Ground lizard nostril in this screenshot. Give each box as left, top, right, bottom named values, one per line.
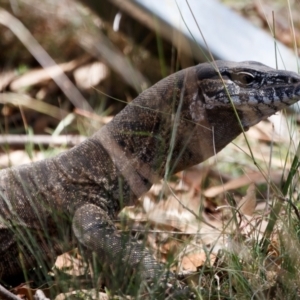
left=290, top=77, right=300, bottom=84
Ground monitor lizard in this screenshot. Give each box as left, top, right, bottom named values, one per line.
left=0, top=60, right=299, bottom=294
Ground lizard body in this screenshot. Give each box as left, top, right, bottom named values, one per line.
left=0, top=60, right=300, bottom=288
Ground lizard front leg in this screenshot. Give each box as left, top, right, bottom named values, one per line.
left=72, top=203, right=168, bottom=294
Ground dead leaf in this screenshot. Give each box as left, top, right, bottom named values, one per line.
left=54, top=250, right=87, bottom=276
left=13, top=284, right=51, bottom=300
left=237, top=184, right=256, bottom=216
left=181, top=252, right=216, bottom=272
left=246, top=119, right=287, bottom=142
left=73, top=62, right=108, bottom=89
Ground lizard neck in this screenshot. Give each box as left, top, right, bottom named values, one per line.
left=92, top=67, right=242, bottom=197
left=88, top=65, right=249, bottom=200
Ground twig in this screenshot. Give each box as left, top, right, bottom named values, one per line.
left=0, top=93, right=69, bottom=119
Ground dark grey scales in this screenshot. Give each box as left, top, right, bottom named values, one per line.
left=0, top=61, right=300, bottom=294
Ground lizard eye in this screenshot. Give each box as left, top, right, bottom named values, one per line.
left=233, top=72, right=255, bottom=86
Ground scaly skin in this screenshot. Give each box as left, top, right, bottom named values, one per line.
left=0, top=61, right=300, bottom=291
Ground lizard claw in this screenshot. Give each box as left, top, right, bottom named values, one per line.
left=145, top=270, right=197, bottom=299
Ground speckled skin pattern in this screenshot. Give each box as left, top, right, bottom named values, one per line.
left=0, top=61, right=300, bottom=285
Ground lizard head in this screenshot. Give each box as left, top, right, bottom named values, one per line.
left=194, top=60, right=300, bottom=129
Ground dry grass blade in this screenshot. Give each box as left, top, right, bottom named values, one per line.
left=9, top=55, right=91, bottom=91
left=203, top=170, right=282, bottom=198
left=73, top=23, right=150, bottom=92
left=74, top=108, right=113, bottom=124
left=0, top=93, right=69, bottom=119
left=0, top=70, right=16, bottom=91
left=0, top=8, right=93, bottom=112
